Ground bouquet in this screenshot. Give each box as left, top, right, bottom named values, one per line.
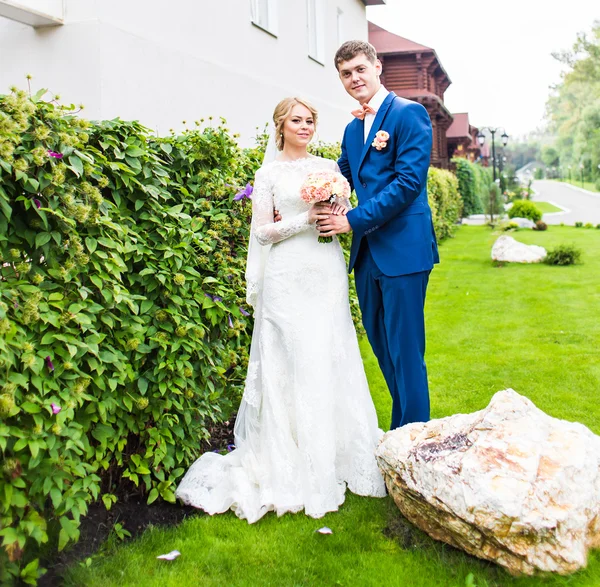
left=300, top=170, right=351, bottom=243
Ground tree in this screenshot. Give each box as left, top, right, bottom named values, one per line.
left=546, top=21, right=600, bottom=182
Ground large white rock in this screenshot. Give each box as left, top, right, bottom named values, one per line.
left=509, top=217, right=537, bottom=229
left=492, top=235, right=546, bottom=263
left=376, top=389, right=600, bottom=576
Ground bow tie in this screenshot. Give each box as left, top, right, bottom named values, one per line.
left=351, top=103, right=377, bottom=120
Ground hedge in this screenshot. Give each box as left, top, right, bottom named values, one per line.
left=427, top=167, right=462, bottom=241
left=0, top=87, right=258, bottom=584
left=452, top=157, right=484, bottom=216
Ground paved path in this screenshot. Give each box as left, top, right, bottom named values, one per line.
left=462, top=180, right=600, bottom=226
left=531, top=180, right=600, bottom=225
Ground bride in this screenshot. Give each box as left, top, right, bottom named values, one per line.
left=175, top=97, right=386, bottom=523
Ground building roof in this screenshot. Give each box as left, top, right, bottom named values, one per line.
left=368, top=22, right=432, bottom=54
left=447, top=113, right=471, bottom=139
left=368, top=22, right=451, bottom=85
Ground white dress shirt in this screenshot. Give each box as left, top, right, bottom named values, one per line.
left=363, top=85, right=390, bottom=143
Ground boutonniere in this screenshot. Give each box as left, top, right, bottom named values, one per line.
left=372, top=130, right=389, bottom=151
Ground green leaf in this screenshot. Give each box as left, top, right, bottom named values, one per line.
left=160, top=489, right=176, bottom=503
left=98, top=237, right=117, bottom=249
left=32, top=87, right=48, bottom=102
left=125, top=145, right=145, bottom=157
left=140, top=299, right=153, bottom=314
left=4, top=483, right=13, bottom=509
left=21, top=402, right=41, bottom=414
left=138, top=377, right=148, bottom=394
left=102, top=494, right=115, bottom=510
left=35, top=232, right=52, bottom=248
left=90, top=274, right=103, bottom=289
left=29, top=439, right=39, bottom=459
left=68, top=154, right=84, bottom=177
left=92, top=423, right=115, bottom=444
left=147, top=488, right=159, bottom=504
left=50, top=487, right=62, bottom=509
left=58, top=528, right=69, bottom=551
left=25, top=177, right=40, bottom=193
left=13, top=438, right=28, bottom=451
left=0, top=195, right=12, bottom=221
left=86, top=237, right=98, bottom=253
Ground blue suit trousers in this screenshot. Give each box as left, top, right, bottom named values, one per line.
left=354, top=242, right=431, bottom=429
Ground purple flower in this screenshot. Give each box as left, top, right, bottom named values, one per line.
left=50, top=402, right=61, bottom=415
left=213, top=296, right=222, bottom=302
left=205, top=293, right=212, bottom=298
left=47, top=150, right=64, bottom=159
left=45, top=356, right=54, bottom=372
left=234, top=183, right=253, bottom=201
left=14, top=302, right=19, bottom=309
left=32, top=198, right=41, bottom=209
left=239, top=307, right=250, bottom=317
left=226, top=444, right=235, bottom=452
left=228, top=316, right=234, bottom=328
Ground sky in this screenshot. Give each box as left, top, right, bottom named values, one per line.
left=367, top=0, right=599, bottom=140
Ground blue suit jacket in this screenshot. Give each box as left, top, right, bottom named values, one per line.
left=340, top=92, right=439, bottom=276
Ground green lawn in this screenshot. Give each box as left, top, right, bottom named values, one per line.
left=63, top=226, right=600, bottom=587
left=534, top=201, right=563, bottom=214
left=556, top=178, right=600, bottom=193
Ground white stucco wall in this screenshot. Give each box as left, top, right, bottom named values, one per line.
left=0, top=0, right=369, bottom=145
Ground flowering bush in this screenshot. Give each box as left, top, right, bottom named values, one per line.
left=0, top=87, right=256, bottom=583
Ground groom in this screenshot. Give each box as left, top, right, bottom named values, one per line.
left=318, top=40, right=439, bottom=430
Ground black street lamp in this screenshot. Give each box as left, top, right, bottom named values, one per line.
left=477, top=127, right=509, bottom=183
left=477, top=127, right=509, bottom=223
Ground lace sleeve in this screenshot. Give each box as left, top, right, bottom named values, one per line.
left=252, top=167, right=311, bottom=246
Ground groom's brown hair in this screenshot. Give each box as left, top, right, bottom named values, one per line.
left=334, top=41, right=378, bottom=70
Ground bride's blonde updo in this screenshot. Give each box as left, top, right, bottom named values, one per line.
left=273, top=97, right=318, bottom=151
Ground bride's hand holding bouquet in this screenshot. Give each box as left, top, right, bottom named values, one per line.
left=301, top=170, right=351, bottom=243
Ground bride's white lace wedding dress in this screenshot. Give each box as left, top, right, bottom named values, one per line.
left=176, top=155, right=386, bottom=523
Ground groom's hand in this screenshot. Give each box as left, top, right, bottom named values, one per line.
left=317, top=214, right=351, bottom=236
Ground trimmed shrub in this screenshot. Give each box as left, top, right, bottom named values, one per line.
left=535, top=220, right=548, bottom=231
left=452, top=158, right=483, bottom=216
left=427, top=167, right=462, bottom=241
left=507, top=200, right=543, bottom=223
left=544, top=244, right=582, bottom=266
left=575, top=221, right=584, bottom=228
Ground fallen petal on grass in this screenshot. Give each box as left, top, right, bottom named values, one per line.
left=316, top=527, right=332, bottom=535
left=156, top=550, right=181, bottom=560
